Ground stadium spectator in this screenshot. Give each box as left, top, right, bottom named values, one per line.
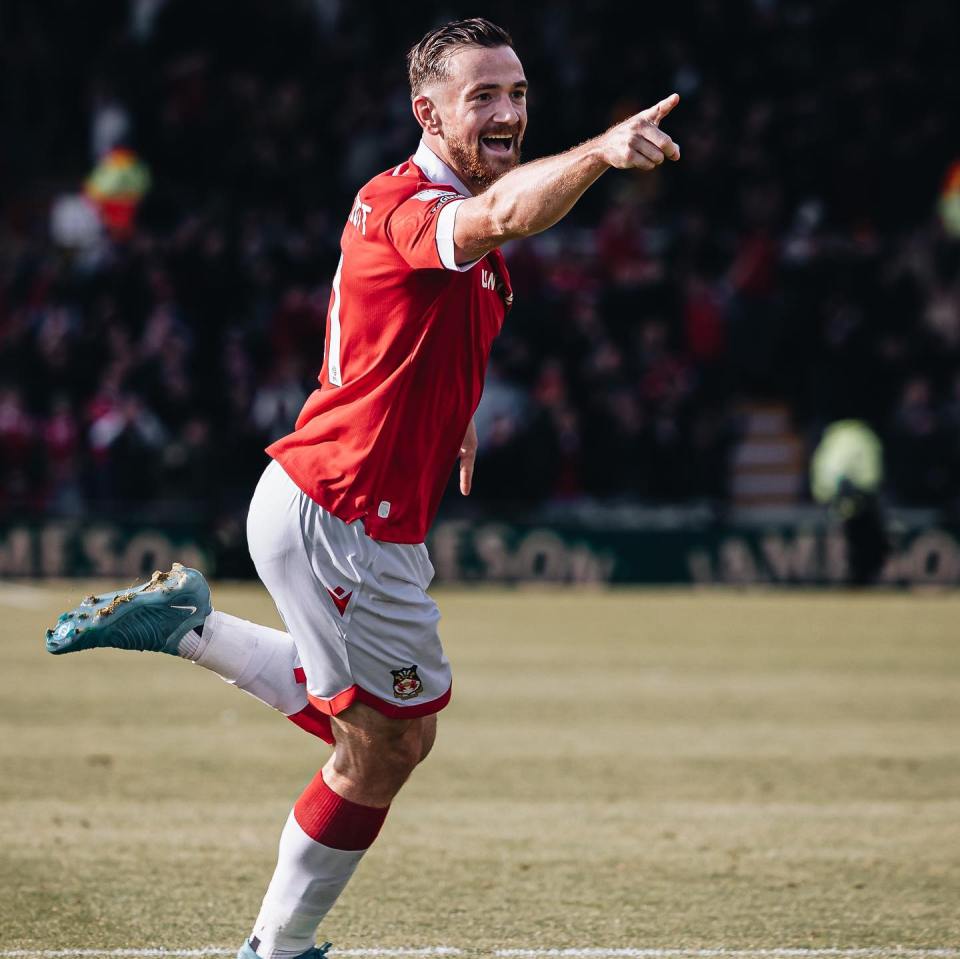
left=1, top=0, right=958, bottom=523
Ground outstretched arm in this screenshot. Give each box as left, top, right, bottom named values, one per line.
left=453, top=93, right=680, bottom=264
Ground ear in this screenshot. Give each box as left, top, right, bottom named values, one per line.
left=412, top=94, right=442, bottom=136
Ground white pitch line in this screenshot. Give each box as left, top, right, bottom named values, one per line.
left=1, top=950, right=959, bottom=959
left=0, top=953, right=463, bottom=959
left=494, top=952, right=960, bottom=959
left=0, top=954, right=456, bottom=959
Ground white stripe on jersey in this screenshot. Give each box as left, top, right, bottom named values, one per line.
left=328, top=254, right=344, bottom=386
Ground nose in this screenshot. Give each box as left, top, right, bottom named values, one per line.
left=492, top=95, right=520, bottom=126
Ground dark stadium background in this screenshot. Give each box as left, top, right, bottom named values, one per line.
left=2, top=0, right=959, bottom=584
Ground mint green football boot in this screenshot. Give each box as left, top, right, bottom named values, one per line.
left=45, top=562, right=211, bottom=656
left=237, top=940, right=332, bottom=959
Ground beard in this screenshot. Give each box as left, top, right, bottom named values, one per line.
left=446, top=130, right=522, bottom=192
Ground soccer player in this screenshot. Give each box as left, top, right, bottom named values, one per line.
left=46, top=17, right=680, bottom=958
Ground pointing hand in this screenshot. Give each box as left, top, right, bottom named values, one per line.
left=600, top=93, right=681, bottom=171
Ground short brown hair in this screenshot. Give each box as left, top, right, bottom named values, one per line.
left=407, top=17, right=513, bottom=97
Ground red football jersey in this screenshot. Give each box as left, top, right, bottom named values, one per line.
left=267, top=141, right=513, bottom=544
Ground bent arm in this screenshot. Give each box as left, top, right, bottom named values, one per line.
left=453, top=93, right=681, bottom=264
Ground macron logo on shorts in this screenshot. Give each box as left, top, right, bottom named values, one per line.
left=326, top=585, right=352, bottom=616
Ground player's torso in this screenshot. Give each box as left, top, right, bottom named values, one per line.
left=272, top=163, right=512, bottom=543
left=332, top=187, right=508, bottom=396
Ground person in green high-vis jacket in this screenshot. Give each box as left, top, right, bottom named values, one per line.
left=811, top=420, right=890, bottom=585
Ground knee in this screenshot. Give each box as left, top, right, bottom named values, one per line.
left=325, top=705, right=439, bottom=805
left=417, top=715, right=437, bottom=764
left=377, top=725, right=425, bottom=781
left=329, top=720, right=423, bottom=793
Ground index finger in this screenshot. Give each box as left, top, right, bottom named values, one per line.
left=459, top=457, right=474, bottom=496
left=640, top=93, right=680, bottom=127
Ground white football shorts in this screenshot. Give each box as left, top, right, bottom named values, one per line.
left=246, top=459, right=451, bottom=719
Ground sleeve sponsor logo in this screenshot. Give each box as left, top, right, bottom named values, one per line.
left=412, top=189, right=461, bottom=202
left=413, top=189, right=462, bottom=214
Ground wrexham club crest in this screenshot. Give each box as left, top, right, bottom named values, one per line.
left=391, top=665, right=423, bottom=700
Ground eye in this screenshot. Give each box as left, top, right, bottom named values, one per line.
left=474, top=93, right=491, bottom=102
left=512, top=90, right=526, bottom=100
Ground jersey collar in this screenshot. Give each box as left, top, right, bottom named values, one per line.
left=413, top=140, right=472, bottom=198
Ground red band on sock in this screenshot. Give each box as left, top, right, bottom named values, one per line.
left=293, top=771, right=389, bottom=851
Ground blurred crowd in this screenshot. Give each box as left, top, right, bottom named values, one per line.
left=1, top=0, right=959, bottom=521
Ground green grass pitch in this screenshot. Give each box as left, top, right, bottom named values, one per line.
left=1, top=583, right=958, bottom=954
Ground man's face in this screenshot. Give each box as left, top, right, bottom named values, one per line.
left=425, top=45, right=527, bottom=191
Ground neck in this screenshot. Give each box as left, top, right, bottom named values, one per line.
left=419, top=133, right=479, bottom=196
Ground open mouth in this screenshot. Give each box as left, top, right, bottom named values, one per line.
left=480, top=134, right=514, bottom=154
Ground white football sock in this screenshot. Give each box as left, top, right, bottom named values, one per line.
left=177, top=611, right=308, bottom=717
left=250, top=812, right=366, bottom=959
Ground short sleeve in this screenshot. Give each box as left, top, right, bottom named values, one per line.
left=385, top=187, right=480, bottom=272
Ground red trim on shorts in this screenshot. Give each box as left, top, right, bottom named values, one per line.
left=306, top=682, right=452, bottom=720
left=293, top=666, right=307, bottom=684
left=286, top=704, right=335, bottom=745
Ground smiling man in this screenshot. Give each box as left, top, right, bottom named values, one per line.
left=46, top=17, right=680, bottom=958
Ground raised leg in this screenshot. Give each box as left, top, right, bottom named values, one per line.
left=183, top=611, right=333, bottom=743
left=45, top=567, right=333, bottom=744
